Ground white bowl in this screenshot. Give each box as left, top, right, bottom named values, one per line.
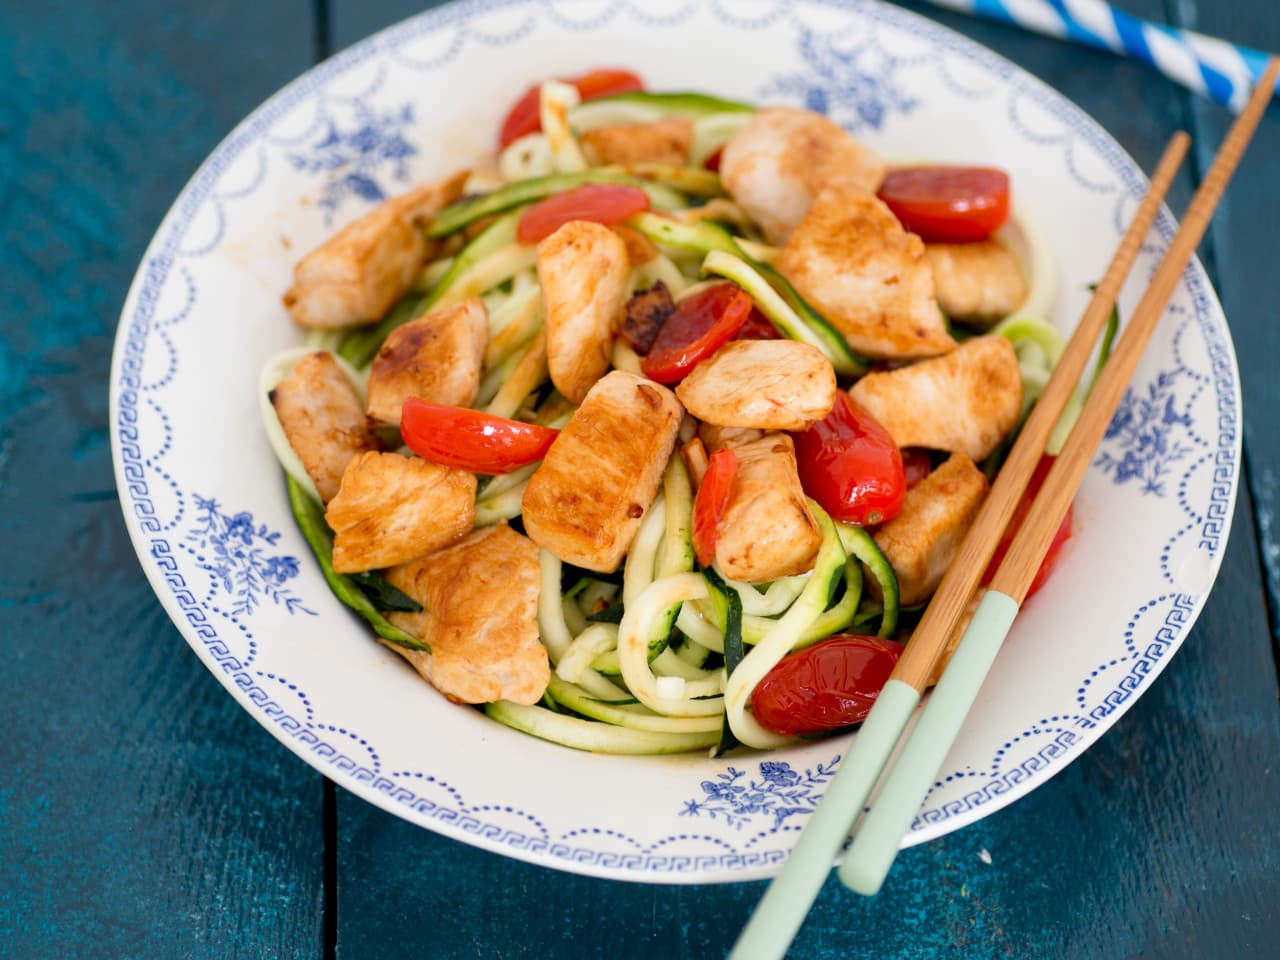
left=109, top=0, right=1239, bottom=882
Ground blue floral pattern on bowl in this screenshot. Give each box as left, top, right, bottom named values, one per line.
left=762, top=27, right=919, bottom=131
left=186, top=495, right=314, bottom=618
left=681, top=760, right=839, bottom=831
left=109, top=0, right=1240, bottom=880
left=1097, top=370, right=1196, bottom=496
left=288, top=102, right=419, bottom=220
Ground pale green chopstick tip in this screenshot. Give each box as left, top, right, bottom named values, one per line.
left=837, top=590, right=1021, bottom=896
left=728, top=680, right=921, bottom=960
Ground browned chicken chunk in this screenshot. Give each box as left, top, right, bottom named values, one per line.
left=926, top=240, right=1027, bottom=327
left=522, top=371, right=682, bottom=573
left=715, top=434, right=822, bottom=582
left=270, top=351, right=378, bottom=503
left=580, top=117, right=694, bottom=166
left=849, top=335, right=1022, bottom=462
left=676, top=340, right=836, bottom=431
left=719, top=107, right=887, bottom=244
left=365, top=298, right=488, bottom=425
left=873, top=453, right=989, bottom=606
left=283, top=170, right=468, bottom=328
left=325, top=452, right=476, bottom=573
left=775, top=182, right=954, bottom=360
left=537, top=220, right=630, bottom=404
left=698, top=423, right=764, bottom=453
left=611, top=223, right=660, bottom=268
left=384, top=523, right=548, bottom=705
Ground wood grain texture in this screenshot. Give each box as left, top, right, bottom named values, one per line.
left=0, top=2, right=324, bottom=957
left=324, top=2, right=1280, bottom=958
left=1174, top=0, right=1280, bottom=669
left=3, top=0, right=1277, bottom=958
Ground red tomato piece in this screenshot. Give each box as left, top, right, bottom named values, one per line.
left=692, top=448, right=738, bottom=569
left=902, top=447, right=932, bottom=489
left=751, top=635, right=904, bottom=735
left=498, top=68, right=645, bottom=148
left=733, top=306, right=780, bottom=341
left=792, top=393, right=906, bottom=526
left=516, top=184, right=651, bottom=244
left=639, top=283, right=752, bottom=384
left=877, top=166, right=1011, bottom=242
left=703, top=146, right=724, bottom=172
left=982, top=454, right=1072, bottom=598
left=400, top=398, right=559, bottom=475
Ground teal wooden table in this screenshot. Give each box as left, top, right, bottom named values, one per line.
left=2, top=1, right=1277, bottom=957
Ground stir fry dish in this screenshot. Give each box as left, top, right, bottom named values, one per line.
left=262, top=68, right=1082, bottom=755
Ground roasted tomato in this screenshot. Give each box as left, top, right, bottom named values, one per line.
left=640, top=282, right=752, bottom=384
left=901, top=447, right=933, bottom=488
left=878, top=166, right=1011, bottom=242
left=516, top=184, right=651, bottom=244
left=400, top=399, right=559, bottom=475
left=983, top=453, right=1072, bottom=598
left=792, top=393, right=906, bottom=526
left=692, top=447, right=738, bottom=568
left=752, top=635, right=904, bottom=735
left=498, top=68, right=645, bottom=148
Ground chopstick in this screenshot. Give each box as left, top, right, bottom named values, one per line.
left=726, top=135, right=1187, bottom=960
left=838, top=53, right=1278, bottom=897
left=731, top=53, right=1277, bottom=959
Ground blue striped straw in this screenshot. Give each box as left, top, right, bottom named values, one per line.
left=921, top=0, right=1278, bottom=110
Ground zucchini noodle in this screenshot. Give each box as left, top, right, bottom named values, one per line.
left=273, top=81, right=1068, bottom=757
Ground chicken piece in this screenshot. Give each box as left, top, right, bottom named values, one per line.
left=522, top=371, right=682, bottom=573
left=719, top=107, right=887, bottom=244
left=849, top=335, right=1023, bottom=462
left=580, top=117, right=694, bottom=166
left=383, top=522, right=548, bottom=705
left=270, top=351, right=378, bottom=503
left=676, top=340, right=836, bottom=430
left=873, top=453, right=988, bottom=606
left=926, top=240, right=1027, bottom=327
left=325, top=452, right=476, bottom=573
left=537, top=220, right=630, bottom=404
left=283, top=170, right=469, bottom=328
left=611, top=223, right=660, bottom=267
left=698, top=423, right=764, bottom=453
left=715, top=434, right=822, bottom=582
left=775, top=182, right=954, bottom=360
left=365, top=298, right=487, bottom=425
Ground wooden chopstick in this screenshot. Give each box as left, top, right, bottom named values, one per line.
left=837, top=55, right=1280, bottom=898
left=732, top=50, right=1280, bottom=957
left=893, top=130, right=1190, bottom=692
left=728, top=132, right=1195, bottom=960
left=729, top=147, right=1187, bottom=960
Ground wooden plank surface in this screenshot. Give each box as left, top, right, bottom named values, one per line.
left=1175, top=0, right=1280, bottom=667
left=1, top=0, right=1277, bottom=958
left=0, top=3, right=325, bottom=957
left=324, top=1, right=1280, bottom=958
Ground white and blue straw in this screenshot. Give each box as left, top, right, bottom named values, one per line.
left=922, top=0, right=1278, bottom=111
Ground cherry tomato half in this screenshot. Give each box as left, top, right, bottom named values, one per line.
left=640, top=283, right=752, bottom=384
left=792, top=393, right=905, bottom=526
left=400, top=398, right=559, bottom=475
left=692, top=448, right=738, bottom=569
left=982, top=454, right=1072, bottom=598
left=902, top=447, right=932, bottom=489
left=498, top=68, right=645, bottom=149
left=878, top=166, right=1011, bottom=243
left=733, top=306, right=780, bottom=341
left=752, top=635, right=904, bottom=736
left=516, top=184, right=651, bottom=244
